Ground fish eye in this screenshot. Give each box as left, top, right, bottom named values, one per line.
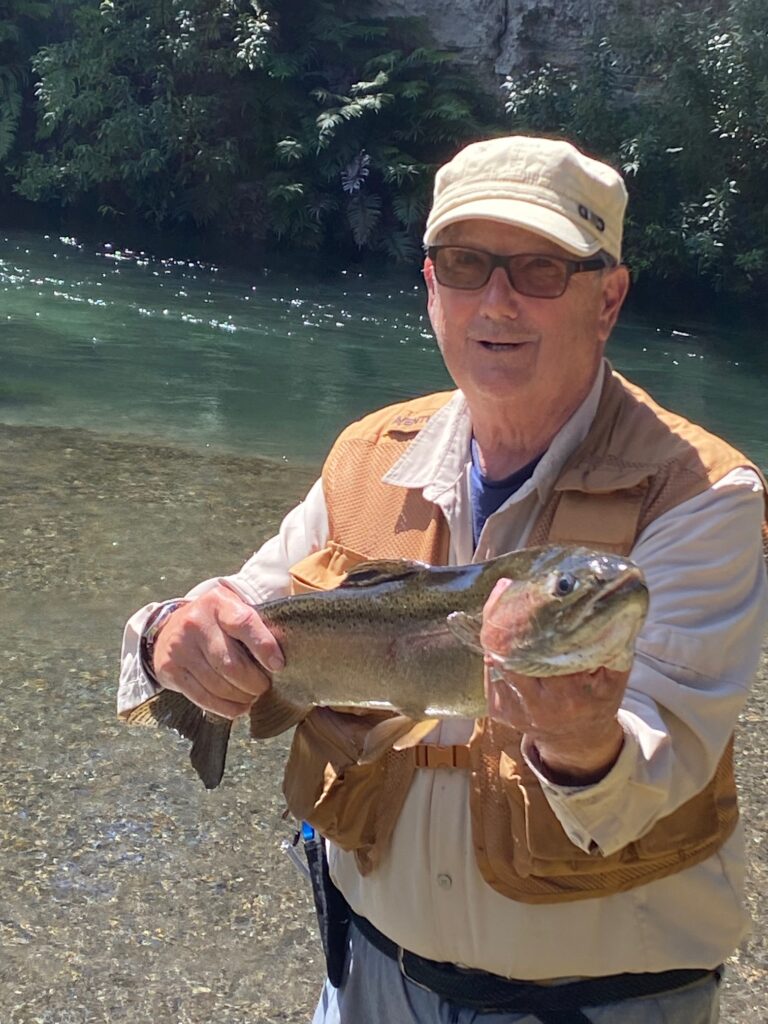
left=551, top=573, right=577, bottom=598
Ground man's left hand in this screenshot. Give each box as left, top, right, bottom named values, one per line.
left=485, top=663, right=629, bottom=785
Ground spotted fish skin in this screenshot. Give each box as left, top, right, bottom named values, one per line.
left=126, top=545, right=648, bottom=787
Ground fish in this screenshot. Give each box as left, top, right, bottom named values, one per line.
left=126, top=544, right=648, bottom=788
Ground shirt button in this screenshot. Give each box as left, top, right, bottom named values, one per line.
left=436, top=873, right=453, bottom=890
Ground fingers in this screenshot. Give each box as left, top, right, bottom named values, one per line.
left=151, top=586, right=281, bottom=718
left=164, top=664, right=253, bottom=720
left=214, top=593, right=285, bottom=673
left=485, top=662, right=630, bottom=733
left=486, top=670, right=524, bottom=726
left=485, top=663, right=629, bottom=782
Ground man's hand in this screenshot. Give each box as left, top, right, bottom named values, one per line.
left=486, top=663, right=629, bottom=785
left=151, top=584, right=284, bottom=719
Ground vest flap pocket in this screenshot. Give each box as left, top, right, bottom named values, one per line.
left=283, top=708, right=415, bottom=860
left=547, top=489, right=646, bottom=553
left=499, top=751, right=609, bottom=874
left=289, top=542, right=370, bottom=594
left=633, top=782, right=722, bottom=859
left=502, top=746, right=726, bottom=876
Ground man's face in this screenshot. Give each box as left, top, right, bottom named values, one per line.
left=424, top=219, right=629, bottom=426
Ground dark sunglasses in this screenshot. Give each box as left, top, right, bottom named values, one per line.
left=427, top=245, right=610, bottom=298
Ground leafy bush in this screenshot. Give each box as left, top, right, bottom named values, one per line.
left=502, top=0, right=768, bottom=296
left=0, top=1, right=55, bottom=172
left=14, top=0, right=497, bottom=259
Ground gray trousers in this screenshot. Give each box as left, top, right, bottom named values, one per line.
left=312, top=923, right=720, bottom=1024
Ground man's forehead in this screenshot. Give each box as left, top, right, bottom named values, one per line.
left=437, top=219, right=573, bottom=256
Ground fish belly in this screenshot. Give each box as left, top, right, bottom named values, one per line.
left=273, top=620, right=486, bottom=720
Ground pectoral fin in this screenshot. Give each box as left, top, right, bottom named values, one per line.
left=392, top=718, right=441, bottom=750
left=126, top=691, right=232, bottom=790
left=249, top=689, right=308, bottom=738
left=358, top=715, right=440, bottom=764
left=446, top=610, right=485, bottom=655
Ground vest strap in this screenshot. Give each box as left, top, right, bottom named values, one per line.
left=410, top=744, right=471, bottom=770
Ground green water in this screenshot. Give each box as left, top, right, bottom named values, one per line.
left=1, top=230, right=767, bottom=1023
left=3, top=230, right=767, bottom=467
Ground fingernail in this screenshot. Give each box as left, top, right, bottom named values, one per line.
left=267, top=654, right=284, bottom=672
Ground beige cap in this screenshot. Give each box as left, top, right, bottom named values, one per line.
left=424, top=136, right=628, bottom=262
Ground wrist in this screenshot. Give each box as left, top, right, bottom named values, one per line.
left=140, top=600, right=188, bottom=684
left=530, top=722, right=625, bottom=786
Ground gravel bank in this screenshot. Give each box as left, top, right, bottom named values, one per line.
left=1, top=424, right=764, bottom=1022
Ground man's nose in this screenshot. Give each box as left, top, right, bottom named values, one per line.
left=477, top=266, right=521, bottom=319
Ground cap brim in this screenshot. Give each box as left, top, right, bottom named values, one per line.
left=423, top=198, right=602, bottom=257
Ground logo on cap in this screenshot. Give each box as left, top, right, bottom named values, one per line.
left=577, top=204, right=605, bottom=233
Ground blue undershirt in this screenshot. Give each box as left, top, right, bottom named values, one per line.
left=470, top=438, right=543, bottom=548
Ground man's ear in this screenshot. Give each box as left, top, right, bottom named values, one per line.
left=423, top=256, right=438, bottom=321
left=597, top=265, right=630, bottom=343
left=423, top=256, right=436, bottom=296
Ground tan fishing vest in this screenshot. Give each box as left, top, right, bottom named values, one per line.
left=271, top=369, right=765, bottom=903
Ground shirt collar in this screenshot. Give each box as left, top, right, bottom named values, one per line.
left=383, top=361, right=607, bottom=504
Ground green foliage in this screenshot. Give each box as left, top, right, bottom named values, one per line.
left=0, top=0, right=56, bottom=170
left=252, top=0, right=497, bottom=257
left=502, top=0, right=768, bottom=296
left=16, top=0, right=273, bottom=233
left=11, top=0, right=495, bottom=259
left=11, top=0, right=766, bottom=293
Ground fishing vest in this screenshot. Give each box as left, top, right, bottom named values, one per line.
left=262, top=368, right=765, bottom=903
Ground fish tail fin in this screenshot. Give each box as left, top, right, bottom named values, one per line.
left=249, top=690, right=308, bottom=739
left=126, top=690, right=232, bottom=790
left=358, top=715, right=440, bottom=764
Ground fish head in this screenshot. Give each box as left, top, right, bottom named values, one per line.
left=480, top=547, right=649, bottom=676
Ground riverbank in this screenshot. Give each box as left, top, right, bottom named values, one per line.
left=1, top=421, right=766, bottom=1021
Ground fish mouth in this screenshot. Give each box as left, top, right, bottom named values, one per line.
left=578, top=566, right=648, bottom=625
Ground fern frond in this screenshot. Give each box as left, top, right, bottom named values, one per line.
left=392, top=193, right=426, bottom=227
left=349, top=70, right=390, bottom=95
left=276, top=137, right=304, bottom=163
left=397, top=80, right=428, bottom=101
left=347, top=192, right=382, bottom=246
left=381, top=229, right=420, bottom=263
left=0, top=105, right=18, bottom=162
left=268, top=182, right=305, bottom=201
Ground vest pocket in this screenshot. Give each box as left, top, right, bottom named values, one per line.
left=289, top=542, right=370, bottom=594
left=282, top=707, right=415, bottom=864
left=495, top=740, right=733, bottom=884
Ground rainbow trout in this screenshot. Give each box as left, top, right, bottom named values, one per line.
left=127, top=545, right=648, bottom=788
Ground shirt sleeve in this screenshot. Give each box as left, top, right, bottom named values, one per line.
left=117, top=477, right=329, bottom=716
left=523, top=467, right=768, bottom=855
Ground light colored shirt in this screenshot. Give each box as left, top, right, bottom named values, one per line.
left=118, top=363, right=768, bottom=979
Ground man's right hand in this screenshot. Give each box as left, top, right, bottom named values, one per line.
left=151, top=584, right=285, bottom=719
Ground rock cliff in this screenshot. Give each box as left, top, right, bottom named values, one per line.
left=369, top=0, right=711, bottom=79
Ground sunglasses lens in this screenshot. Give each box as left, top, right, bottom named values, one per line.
left=509, top=256, right=568, bottom=298
left=433, top=247, right=492, bottom=289
left=433, top=248, right=570, bottom=297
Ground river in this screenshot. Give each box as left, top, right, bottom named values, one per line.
left=1, top=230, right=766, bottom=1022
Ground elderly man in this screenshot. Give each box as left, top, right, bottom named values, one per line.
left=119, top=137, right=768, bottom=1024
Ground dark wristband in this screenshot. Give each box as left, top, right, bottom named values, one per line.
left=139, top=600, right=188, bottom=685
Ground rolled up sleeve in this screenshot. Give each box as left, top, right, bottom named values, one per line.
left=117, top=477, right=329, bottom=716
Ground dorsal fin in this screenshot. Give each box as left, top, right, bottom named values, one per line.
left=340, top=558, right=428, bottom=588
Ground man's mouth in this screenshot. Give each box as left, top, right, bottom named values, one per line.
left=476, top=339, right=533, bottom=351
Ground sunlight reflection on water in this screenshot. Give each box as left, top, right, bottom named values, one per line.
left=3, top=229, right=766, bottom=467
